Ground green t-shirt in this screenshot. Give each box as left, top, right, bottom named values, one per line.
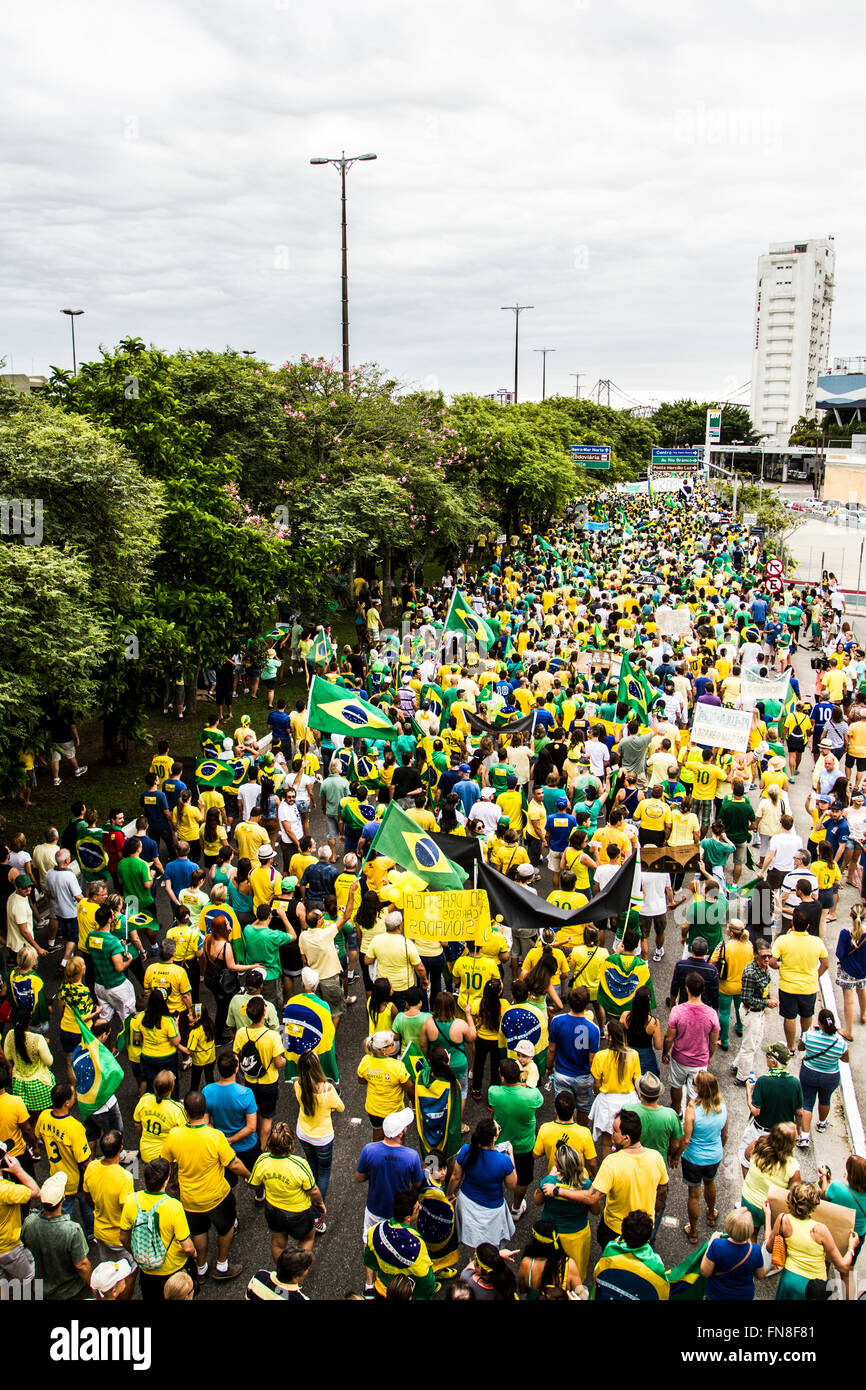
left=320, top=775, right=350, bottom=818
left=487, top=1083, right=544, bottom=1154
left=85, top=929, right=126, bottom=987
left=825, top=1181, right=866, bottom=1237
left=621, top=1102, right=683, bottom=1162
left=719, top=797, right=754, bottom=845
left=20, top=1210, right=89, bottom=1300
left=393, top=1011, right=431, bottom=1055
left=539, top=1172, right=591, bottom=1233
left=242, top=925, right=286, bottom=982
left=117, top=855, right=153, bottom=911
left=700, top=836, right=736, bottom=868
left=750, top=1071, right=803, bottom=1130
left=685, top=898, right=725, bottom=953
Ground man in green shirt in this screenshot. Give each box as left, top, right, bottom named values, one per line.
left=742, top=1042, right=805, bottom=1157
left=242, top=907, right=288, bottom=1004
left=488, top=1057, right=544, bottom=1220
left=87, top=903, right=138, bottom=1021
left=622, top=1071, right=685, bottom=1236
left=718, top=781, right=755, bottom=886
left=117, top=839, right=155, bottom=913
left=21, top=1172, right=92, bottom=1300
left=682, top=881, right=725, bottom=955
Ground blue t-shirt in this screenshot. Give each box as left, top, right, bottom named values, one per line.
left=453, top=779, right=481, bottom=817
left=549, top=1012, right=600, bottom=1078
left=533, top=709, right=555, bottom=732
left=201, top=1081, right=259, bottom=1153
left=705, top=1237, right=763, bottom=1301
left=750, top=599, right=768, bottom=625
left=357, top=1142, right=424, bottom=1221
left=683, top=1102, right=727, bottom=1165
left=137, top=833, right=159, bottom=866
left=140, top=789, right=171, bottom=834
left=455, top=1144, right=515, bottom=1209
left=161, top=777, right=187, bottom=812
left=164, top=857, right=196, bottom=897
left=267, top=709, right=292, bottom=745
left=545, top=813, right=578, bottom=853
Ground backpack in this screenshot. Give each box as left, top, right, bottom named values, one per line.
left=237, top=1031, right=268, bottom=1081
left=714, top=941, right=729, bottom=982
left=130, top=1195, right=169, bottom=1271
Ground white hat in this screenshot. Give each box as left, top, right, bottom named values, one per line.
left=40, top=1171, right=67, bottom=1205
left=480, top=787, right=495, bottom=799
left=371, top=1030, right=397, bottom=1052
left=515, top=1039, right=535, bottom=1058
left=300, top=966, right=319, bottom=991
left=382, top=1107, right=414, bottom=1138
left=515, top=863, right=536, bottom=879
left=258, top=845, right=276, bottom=861
left=91, top=1259, right=135, bottom=1295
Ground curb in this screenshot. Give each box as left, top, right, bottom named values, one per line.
left=820, top=971, right=866, bottom=1159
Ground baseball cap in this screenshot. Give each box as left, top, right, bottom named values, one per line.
left=91, top=1259, right=135, bottom=1295
left=300, top=967, right=319, bottom=991
left=371, top=1030, right=397, bottom=1052
left=458, top=763, right=471, bottom=774
left=382, top=1107, right=414, bottom=1138
left=515, top=863, right=536, bottom=879
left=556, top=795, right=569, bottom=808
left=481, top=787, right=495, bottom=799
left=765, top=1042, right=791, bottom=1064
left=637, top=1072, right=662, bottom=1101
left=41, top=1172, right=67, bottom=1205
left=281, top=875, right=298, bottom=891
left=830, top=799, right=843, bottom=811
left=514, top=1039, right=535, bottom=1058
left=14, top=874, right=33, bottom=890
left=497, top=816, right=510, bottom=828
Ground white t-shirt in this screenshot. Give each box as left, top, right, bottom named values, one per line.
left=278, top=799, right=303, bottom=845
left=469, top=801, right=502, bottom=838
left=640, top=871, right=671, bottom=918
left=585, top=739, right=610, bottom=779
left=767, top=832, right=803, bottom=874
left=593, top=864, right=620, bottom=894
left=238, top=781, right=262, bottom=821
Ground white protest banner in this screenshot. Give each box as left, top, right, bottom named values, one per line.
left=655, top=605, right=693, bottom=638
left=691, top=703, right=752, bottom=752
left=739, top=667, right=791, bottom=712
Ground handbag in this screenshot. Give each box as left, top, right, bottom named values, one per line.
left=771, top=1223, right=787, bottom=1269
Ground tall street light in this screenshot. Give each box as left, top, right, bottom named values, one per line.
left=61, top=308, right=84, bottom=375
left=310, top=151, right=377, bottom=377
left=570, top=372, right=584, bottom=400
left=534, top=348, right=555, bottom=401
left=501, top=304, right=533, bottom=403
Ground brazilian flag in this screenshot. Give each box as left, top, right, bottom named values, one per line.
left=128, top=912, right=155, bottom=932
left=417, top=1181, right=459, bottom=1277
left=596, top=951, right=655, bottom=1017
left=370, top=801, right=467, bottom=890
left=281, top=992, right=338, bottom=1082
left=195, top=757, right=239, bottom=790
left=667, top=1242, right=709, bottom=1300
left=200, top=724, right=224, bottom=755
left=593, top=1244, right=670, bottom=1301
left=616, top=652, right=655, bottom=723
left=419, top=683, right=444, bottom=720
left=76, top=834, right=109, bottom=879
left=308, top=628, right=334, bottom=665
left=307, top=675, right=400, bottom=739
left=71, top=1011, right=124, bottom=1120
left=415, top=1072, right=462, bottom=1159
left=443, top=588, right=496, bottom=647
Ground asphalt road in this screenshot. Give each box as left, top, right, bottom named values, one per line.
left=26, top=635, right=858, bottom=1302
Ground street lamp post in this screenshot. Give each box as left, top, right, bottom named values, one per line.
left=61, top=308, right=84, bottom=375
left=569, top=373, right=583, bottom=400
left=534, top=348, right=555, bottom=401
left=310, top=151, right=377, bottom=377
left=501, top=305, right=534, bottom=404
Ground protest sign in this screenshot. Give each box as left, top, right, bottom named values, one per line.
left=655, top=606, right=692, bottom=638
left=740, top=667, right=791, bottom=712
left=691, top=703, right=752, bottom=753
left=402, top=889, right=491, bottom=944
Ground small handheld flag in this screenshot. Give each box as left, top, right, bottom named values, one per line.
left=71, top=1011, right=124, bottom=1119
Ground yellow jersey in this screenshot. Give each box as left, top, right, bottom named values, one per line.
left=82, top=1160, right=134, bottom=1244
left=160, top=1123, right=237, bottom=1212
left=34, top=1110, right=91, bottom=1195
left=134, top=1094, right=187, bottom=1162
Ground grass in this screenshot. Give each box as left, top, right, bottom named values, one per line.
left=4, top=605, right=361, bottom=847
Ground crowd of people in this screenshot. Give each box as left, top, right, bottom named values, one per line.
left=2, top=481, right=866, bottom=1304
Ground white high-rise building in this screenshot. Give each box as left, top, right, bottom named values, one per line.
left=750, top=237, right=835, bottom=441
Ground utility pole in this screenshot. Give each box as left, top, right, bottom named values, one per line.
left=310, top=151, right=378, bottom=377
left=501, top=305, right=534, bottom=404
left=569, top=373, right=584, bottom=400
left=61, top=308, right=84, bottom=375
left=534, top=348, right=555, bottom=401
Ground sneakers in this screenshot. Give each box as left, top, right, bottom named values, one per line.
left=512, top=1199, right=527, bottom=1221
left=796, top=1135, right=811, bottom=1149
left=53, top=778, right=61, bottom=787
left=345, top=995, right=358, bottom=1006
left=74, top=765, right=88, bottom=777
left=314, top=1217, right=327, bottom=1234
left=470, top=1090, right=482, bottom=1103
left=212, top=1262, right=243, bottom=1282
left=652, top=947, right=665, bottom=962
left=816, top=1119, right=829, bottom=1133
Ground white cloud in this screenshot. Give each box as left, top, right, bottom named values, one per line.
left=1, top=0, right=862, bottom=405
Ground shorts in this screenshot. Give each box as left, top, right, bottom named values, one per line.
left=52, top=740, right=76, bottom=762
left=639, top=913, right=666, bottom=939
left=778, top=989, right=817, bottom=1021
left=185, top=1190, right=237, bottom=1238
left=510, top=926, right=537, bottom=958
left=846, top=755, right=866, bottom=773
left=787, top=736, right=806, bottom=753
left=552, top=1072, right=595, bottom=1112
left=681, top=1157, right=720, bottom=1185
left=799, top=1064, right=840, bottom=1112
left=57, top=916, right=78, bottom=943
left=247, top=1081, right=279, bottom=1118
left=513, top=1150, right=535, bottom=1188
left=732, top=842, right=749, bottom=866
left=367, top=1112, right=387, bottom=1128
left=59, top=1028, right=81, bottom=1055
left=264, top=1202, right=315, bottom=1239
left=668, top=1057, right=700, bottom=1090
left=318, top=973, right=346, bottom=1018
left=325, top=815, right=341, bottom=841
left=547, top=851, right=563, bottom=873
left=262, top=677, right=277, bottom=691
left=837, top=967, right=866, bottom=989
left=817, top=887, right=837, bottom=908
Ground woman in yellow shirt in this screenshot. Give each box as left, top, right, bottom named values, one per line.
left=766, top=1181, right=857, bottom=1300
left=814, top=842, right=842, bottom=932
left=139, top=989, right=190, bottom=1091
left=588, top=1020, right=641, bottom=1157
left=709, top=920, right=754, bottom=1049
left=248, top=1122, right=325, bottom=1258
left=187, top=1003, right=217, bottom=1091
left=293, top=1051, right=345, bottom=1210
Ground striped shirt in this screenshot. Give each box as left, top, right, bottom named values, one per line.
left=801, top=1027, right=846, bottom=1075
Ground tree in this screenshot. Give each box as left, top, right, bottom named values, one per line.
left=651, top=400, right=758, bottom=447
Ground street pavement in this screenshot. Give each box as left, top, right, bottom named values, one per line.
left=30, top=634, right=861, bottom=1302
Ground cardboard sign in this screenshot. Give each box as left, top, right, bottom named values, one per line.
left=655, top=605, right=693, bottom=638
left=766, top=1184, right=854, bottom=1255
left=691, top=703, right=752, bottom=753
left=740, top=667, right=791, bottom=712
left=402, top=889, right=492, bottom=944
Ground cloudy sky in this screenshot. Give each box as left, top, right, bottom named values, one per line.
left=2, top=0, right=863, bottom=408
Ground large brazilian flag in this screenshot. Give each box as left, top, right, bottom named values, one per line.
left=71, top=1011, right=124, bottom=1119
left=369, top=801, right=467, bottom=891
left=307, top=675, right=400, bottom=739
left=281, top=992, right=338, bottom=1082
left=596, top=951, right=656, bottom=1016
left=195, top=757, right=245, bottom=790
left=443, top=588, right=496, bottom=648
